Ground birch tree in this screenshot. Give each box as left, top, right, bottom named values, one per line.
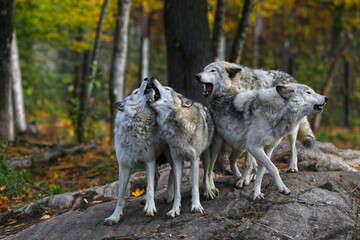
left=11, top=31, right=27, bottom=133
left=109, top=0, right=131, bottom=143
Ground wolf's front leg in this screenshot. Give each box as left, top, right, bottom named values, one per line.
left=166, top=158, right=182, bottom=218
left=104, top=165, right=131, bottom=225
left=248, top=146, right=290, bottom=197
left=252, top=163, right=266, bottom=200
left=229, top=149, right=242, bottom=179
left=144, top=160, right=157, bottom=216
left=191, top=157, right=204, bottom=213
left=203, top=135, right=223, bottom=199
left=287, top=127, right=299, bottom=173
left=202, top=148, right=217, bottom=200
left=236, top=152, right=257, bottom=188
left=165, top=167, right=175, bottom=203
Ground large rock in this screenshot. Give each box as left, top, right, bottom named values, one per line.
left=273, top=141, right=360, bottom=172
left=4, top=172, right=360, bottom=240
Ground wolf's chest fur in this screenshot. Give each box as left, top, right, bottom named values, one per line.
left=115, top=106, right=158, bottom=164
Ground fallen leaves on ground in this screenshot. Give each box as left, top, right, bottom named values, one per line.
left=131, top=188, right=145, bottom=198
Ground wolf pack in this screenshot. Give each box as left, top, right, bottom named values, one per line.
left=104, top=61, right=328, bottom=225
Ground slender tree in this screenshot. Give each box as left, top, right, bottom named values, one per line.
left=76, top=0, right=109, bottom=143
left=109, top=0, right=131, bottom=143
left=312, top=4, right=344, bottom=131
left=343, top=54, right=350, bottom=127
left=229, top=0, right=254, bottom=64
left=252, top=0, right=263, bottom=68
left=0, top=0, right=16, bottom=141
left=212, top=0, right=226, bottom=61
left=11, top=31, right=27, bottom=133
left=164, top=0, right=213, bottom=102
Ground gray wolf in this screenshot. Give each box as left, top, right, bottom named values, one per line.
left=203, top=83, right=328, bottom=200
left=195, top=61, right=316, bottom=187
left=145, top=77, right=216, bottom=217
left=104, top=78, right=169, bottom=225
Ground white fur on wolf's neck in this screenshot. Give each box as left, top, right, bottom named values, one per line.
left=115, top=100, right=159, bottom=167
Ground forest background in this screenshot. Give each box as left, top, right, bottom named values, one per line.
left=0, top=0, right=360, bottom=213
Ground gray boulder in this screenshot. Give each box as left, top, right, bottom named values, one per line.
left=273, top=141, right=360, bottom=172
left=4, top=172, right=360, bottom=240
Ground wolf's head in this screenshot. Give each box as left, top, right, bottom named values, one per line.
left=195, top=61, right=243, bottom=98
left=144, top=77, right=192, bottom=114
left=114, top=78, right=150, bottom=112
left=276, top=83, right=328, bottom=115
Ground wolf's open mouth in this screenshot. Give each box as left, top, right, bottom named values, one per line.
left=144, top=83, right=160, bottom=104
left=313, top=103, right=325, bottom=111
left=202, top=83, right=213, bottom=97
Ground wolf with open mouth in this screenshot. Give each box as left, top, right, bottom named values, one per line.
left=145, top=77, right=216, bottom=218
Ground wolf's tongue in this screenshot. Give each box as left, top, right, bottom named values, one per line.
left=203, top=84, right=212, bottom=94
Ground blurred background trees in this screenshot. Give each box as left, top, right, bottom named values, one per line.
left=0, top=0, right=359, bottom=146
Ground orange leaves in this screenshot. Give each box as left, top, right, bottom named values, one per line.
left=131, top=188, right=145, bottom=198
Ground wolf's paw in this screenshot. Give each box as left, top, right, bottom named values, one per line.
left=253, top=192, right=265, bottom=201
left=235, top=179, right=244, bottom=189
left=191, top=204, right=204, bottom=213
left=235, top=177, right=251, bottom=189
left=204, top=191, right=216, bottom=200
left=204, top=190, right=217, bottom=200
left=286, top=168, right=298, bottom=173
left=104, top=215, right=121, bottom=225
left=211, top=187, right=219, bottom=196
left=166, top=208, right=180, bottom=218
left=280, top=186, right=291, bottom=195
left=144, top=204, right=157, bottom=217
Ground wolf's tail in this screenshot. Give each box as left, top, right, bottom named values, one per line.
left=298, top=116, right=316, bottom=148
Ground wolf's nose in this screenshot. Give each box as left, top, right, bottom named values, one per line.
left=324, top=96, right=328, bottom=102
left=195, top=74, right=201, bottom=81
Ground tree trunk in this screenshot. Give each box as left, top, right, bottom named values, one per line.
left=0, top=0, right=15, bottom=141
left=312, top=49, right=344, bottom=131
left=11, top=31, right=27, bottom=133
left=212, top=0, right=226, bottom=61
left=139, top=10, right=151, bottom=84
left=312, top=5, right=344, bottom=131
left=8, top=80, right=14, bottom=141
left=76, top=0, right=109, bottom=143
left=252, top=1, right=263, bottom=68
left=109, top=0, right=131, bottom=144
left=229, top=0, right=254, bottom=64
left=343, top=56, right=350, bottom=128
left=164, top=0, right=213, bottom=102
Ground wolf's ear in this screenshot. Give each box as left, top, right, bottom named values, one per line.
left=177, top=94, right=193, bottom=108
left=276, top=85, right=294, bottom=100
left=226, top=67, right=242, bottom=79
left=115, top=100, right=126, bottom=111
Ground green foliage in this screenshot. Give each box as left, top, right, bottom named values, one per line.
left=49, top=185, right=64, bottom=195
left=0, top=146, right=30, bottom=198
left=32, top=201, right=46, bottom=214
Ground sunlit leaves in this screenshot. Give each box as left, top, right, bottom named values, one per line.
left=131, top=188, right=145, bottom=197
left=16, top=0, right=117, bottom=52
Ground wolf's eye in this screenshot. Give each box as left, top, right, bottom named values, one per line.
left=306, top=91, right=311, bottom=95
left=165, top=87, right=170, bottom=91
left=134, top=91, right=138, bottom=94
left=211, top=69, right=216, bottom=72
